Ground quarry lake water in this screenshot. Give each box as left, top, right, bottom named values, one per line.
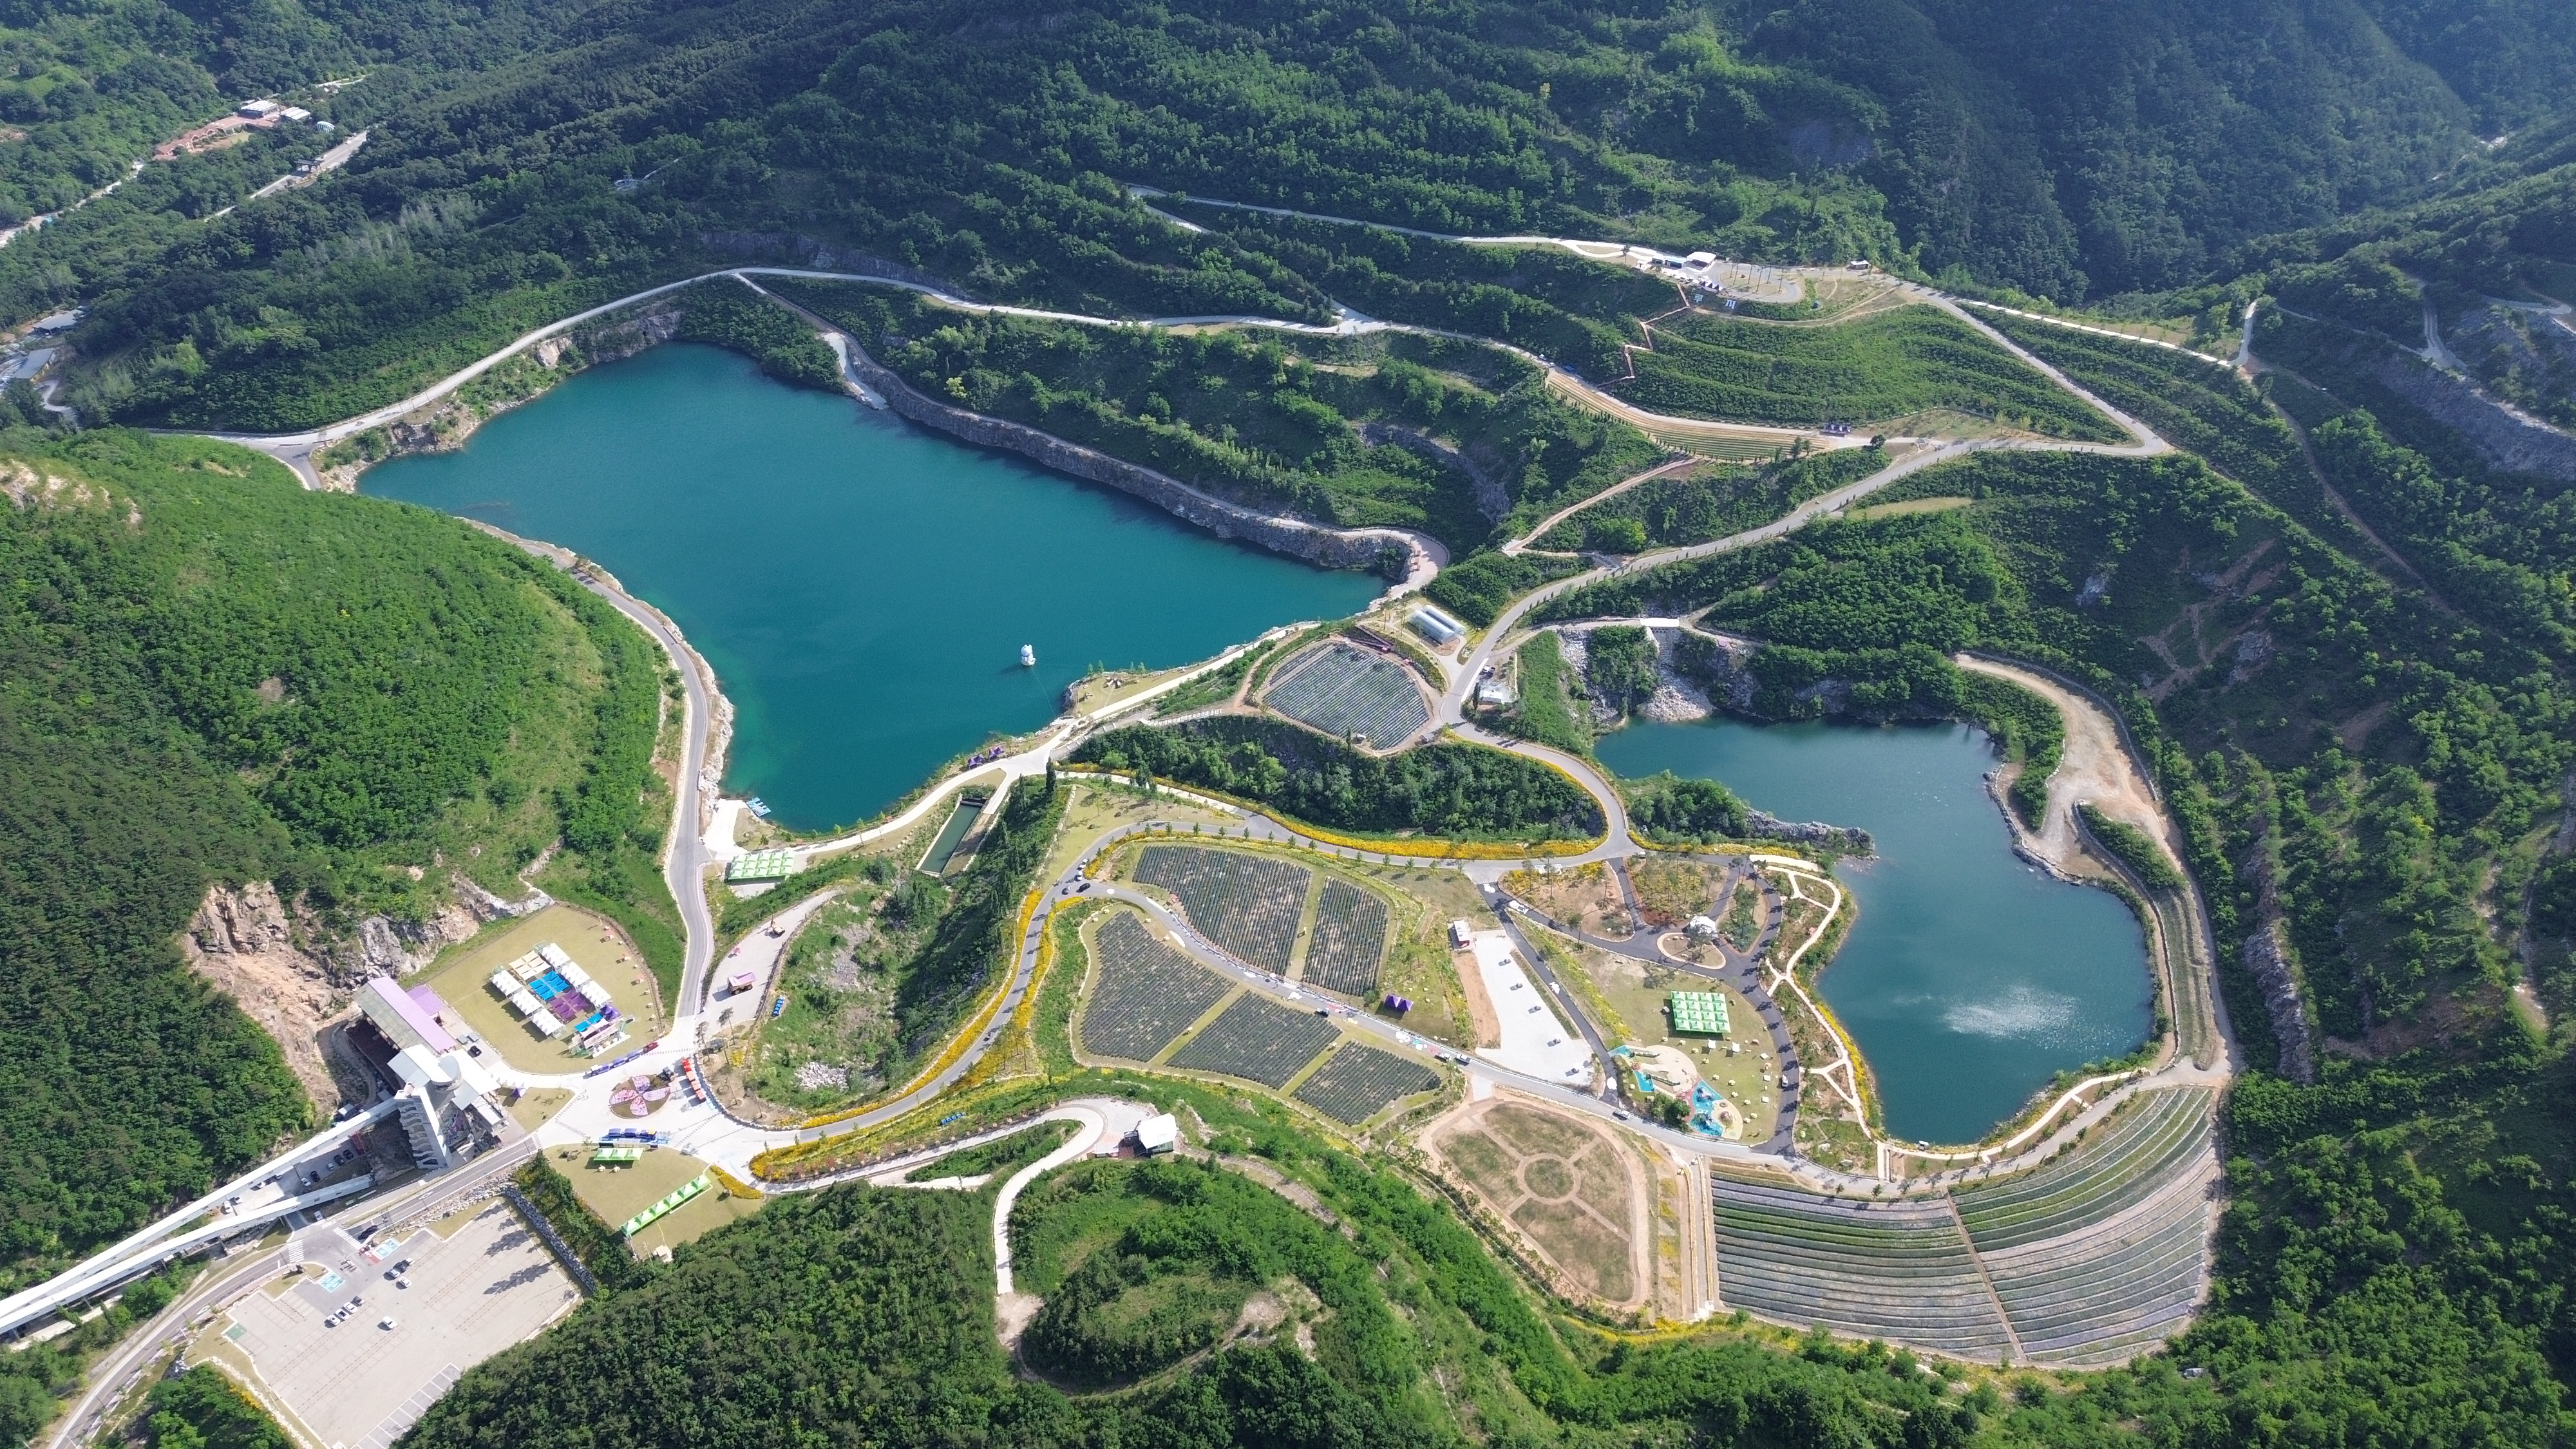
left=365, top=345, right=1380, bottom=831
left=1596, top=719, right=2152, bottom=1144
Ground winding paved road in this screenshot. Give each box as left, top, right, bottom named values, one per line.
left=26, top=199, right=2255, bottom=1439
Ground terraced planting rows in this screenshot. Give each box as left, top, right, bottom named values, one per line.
left=1264, top=641, right=1430, bottom=745
left=1623, top=306, right=2124, bottom=440
left=1291, top=1043, right=1440, bottom=1124
left=1134, top=844, right=1311, bottom=973
left=1167, top=992, right=1342, bottom=1088
left=1079, top=912, right=1233, bottom=1063
left=1958, top=1088, right=2220, bottom=1367
left=1709, top=1179, right=2018, bottom=1360
left=1706, top=1087, right=2221, bottom=1365
left=1300, top=878, right=1391, bottom=994
left=1952, top=1090, right=2213, bottom=1248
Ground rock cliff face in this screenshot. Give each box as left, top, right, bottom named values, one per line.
left=2240, top=916, right=2318, bottom=1084
left=184, top=875, right=549, bottom=1107
left=319, top=306, right=687, bottom=489
left=2371, top=349, right=2576, bottom=482
left=838, top=342, right=1434, bottom=580
left=1744, top=810, right=1873, bottom=855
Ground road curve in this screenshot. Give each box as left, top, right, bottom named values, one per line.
left=464, top=525, right=719, bottom=1017
left=991, top=1106, right=1107, bottom=1298
left=1439, top=437, right=1989, bottom=728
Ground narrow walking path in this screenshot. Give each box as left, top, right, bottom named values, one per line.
left=1504, top=455, right=1697, bottom=555
left=992, top=1103, right=1110, bottom=1343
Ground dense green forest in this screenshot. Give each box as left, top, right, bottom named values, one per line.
left=4, top=0, right=2564, bottom=432
left=1537, top=449, right=1885, bottom=551
left=126, top=1365, right=293, bottom=1449
left=1073, top=716, right=1604, bottom=842
left=0, top=432, right=674, bottom=1291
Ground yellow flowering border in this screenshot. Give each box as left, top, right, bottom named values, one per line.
left=708, top=1164, right=764, bottom=1199
left=790, top=884, right=1046, bottom=1130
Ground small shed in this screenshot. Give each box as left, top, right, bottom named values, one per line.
left=1133, top=1112, right=1180, bottom=1156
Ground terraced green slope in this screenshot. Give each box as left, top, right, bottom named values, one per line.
left=1710, top=1179, right=2018, bottom=1358
left=1624, top=305, right=2125, bottom=440
left=1958, top=1089, right=2221, bottom=1368
left=1710, top=1088, right=2220, bottom=1367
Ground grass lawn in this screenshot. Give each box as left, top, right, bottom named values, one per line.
left=413, top=905, right=665, bottom=1074
left=538, top=1143, right=759, bottom=1257
left=1432, top=1099, right=1640, bottom=1305
left=507, top=1088, right=573, bottom=1132
left=1342, top=861, right=1490, bottom=1046
left=1558, top=945, right=1779, bottom=1141
left=1043, top=785, right=1242, bottom=886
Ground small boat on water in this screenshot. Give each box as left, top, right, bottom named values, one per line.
left=1019, top=644, right=1036, bottom=667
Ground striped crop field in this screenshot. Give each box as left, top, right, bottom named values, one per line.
left=1134, top=844, right=1311, bottom=972
left=1710, top=1179, right=2019, bottom=1359
left=1709, top=1086, right=2221, bottom=1366
left=1167, top=992, right=1341, bottom=1088
left=1078, top=911, right=1232, bottom=1064
left=1955, top=1087, right=2221, bottom=1367
left=1293, top=1043, right=1439, bottom=1124
left=1300, top=878, right=1391, bottom=994
left=1264, top=640, right=1430, bottom=745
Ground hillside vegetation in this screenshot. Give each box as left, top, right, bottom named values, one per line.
left=0, top=432, right=674, bottom=1289
left=11, top=0, right=2568, bottom=431
left=1537, top=450, right=1889, bottom=553
left=1627, top=305, right=2125, bottom=438
left=1073, top=717, right=1604, bottom=842
left=772, top=279, right=1663, bottom=554
left=404, top=1094, right=2016, bottom=1449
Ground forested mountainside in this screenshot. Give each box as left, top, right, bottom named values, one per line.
left=0, top=432, right=673, bottom=1289
left=5, top=0, right=2574, bottom=430
left=0, top=0, right=596, bottom=229
left=6, top=3, right=2576, bottom=1448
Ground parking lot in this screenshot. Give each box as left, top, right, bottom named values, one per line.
left=205, top=1200, right=578, bottom=1448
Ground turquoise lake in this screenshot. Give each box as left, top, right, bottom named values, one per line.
left=365, top=345, right=1380, bottom=831
left=1596, top=719, right=2152, bottom=1143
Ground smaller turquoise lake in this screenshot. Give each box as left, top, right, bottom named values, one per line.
left=1597, top=719, right=2151, bottom=1143
left=365, top=345, right=1380, bottom=830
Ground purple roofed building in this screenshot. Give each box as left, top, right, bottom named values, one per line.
left=361, top=976, right=458, bottom=1056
